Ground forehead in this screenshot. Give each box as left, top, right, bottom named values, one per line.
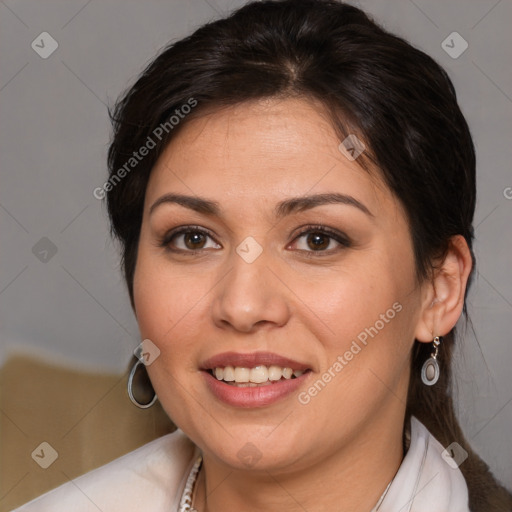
left=145, top=98, right=397, bottom=219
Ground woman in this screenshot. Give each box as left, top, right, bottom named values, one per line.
left=16, top=0, right=512, bottom=511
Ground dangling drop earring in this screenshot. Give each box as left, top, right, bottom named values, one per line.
left=127, top=358, right=157, bottom=408
left=421, top=336, right=441, bottom=386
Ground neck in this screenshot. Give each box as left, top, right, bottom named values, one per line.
left=193, top=409, right=405, bottom=512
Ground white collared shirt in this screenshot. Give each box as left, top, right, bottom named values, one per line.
left=15, top=416, right=470, bottom=511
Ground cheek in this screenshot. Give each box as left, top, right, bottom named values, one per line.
left=132, top=247, right=214, bottom=427
left=133, top=246, right=195, bottom=364
left=307, top=259, right=411, bottom=346
left=133, top=232, right=209, bottom=332
left=301, top=245, right=418, bottom=397
left=296, top=275, right=414, bottom=434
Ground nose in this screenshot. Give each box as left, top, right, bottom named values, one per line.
left=211, top=253, right=290, bottom=333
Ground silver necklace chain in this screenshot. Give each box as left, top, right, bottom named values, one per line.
left=177, top=455, right=393, bottom=512
left=178, top=455, right=203, bottom=512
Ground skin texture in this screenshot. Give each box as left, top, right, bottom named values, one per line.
left=133, top=98, right=472, bottom=512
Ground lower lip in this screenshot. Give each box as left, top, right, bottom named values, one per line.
left=202, top=371, right=310, bottom=408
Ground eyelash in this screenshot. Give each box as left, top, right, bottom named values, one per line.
left=158, top=224, right=351, bottom=256
left=291, top=224, right=352, bottom=257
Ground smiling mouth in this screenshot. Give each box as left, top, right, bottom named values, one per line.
left=207, top=365, right=311, bottom=387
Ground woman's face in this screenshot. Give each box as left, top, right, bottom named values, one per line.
left=133, top=98, right=426, bottom=472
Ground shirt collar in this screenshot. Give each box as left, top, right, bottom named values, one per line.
left=375, top=416, right=470, bottom=512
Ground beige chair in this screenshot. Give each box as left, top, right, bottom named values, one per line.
left=0, top=355, right=174, bottom=511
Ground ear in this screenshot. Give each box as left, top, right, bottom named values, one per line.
left=414, top=235, right=473, bottom=343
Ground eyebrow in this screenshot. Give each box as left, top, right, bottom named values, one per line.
left=149, top=192, right=373, bottom=218
left=275, top=192, right=373, bottom=218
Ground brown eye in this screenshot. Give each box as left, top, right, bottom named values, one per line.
left=162, top=227, right=221, bottom=252
left=306, top=233, right=330, bottom=251
left=184, top=232, right=207, bottom=249
left=289, top=226, right=351, bottom=254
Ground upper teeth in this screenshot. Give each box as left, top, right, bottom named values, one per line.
left=213, top=365, right=304, bottom=383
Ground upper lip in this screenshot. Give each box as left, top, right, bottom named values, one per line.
left=200, top=351, right=311, bottom=371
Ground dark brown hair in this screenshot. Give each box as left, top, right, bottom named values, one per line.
left=106, top=1, right=512, bottom=508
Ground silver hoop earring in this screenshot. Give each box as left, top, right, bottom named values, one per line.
left=421, top=336, right=441, bottom=386
left=127, top=359, right=157, bottom=409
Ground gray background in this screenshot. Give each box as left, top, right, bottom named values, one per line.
left=1, top=0, right=511, bottom=486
